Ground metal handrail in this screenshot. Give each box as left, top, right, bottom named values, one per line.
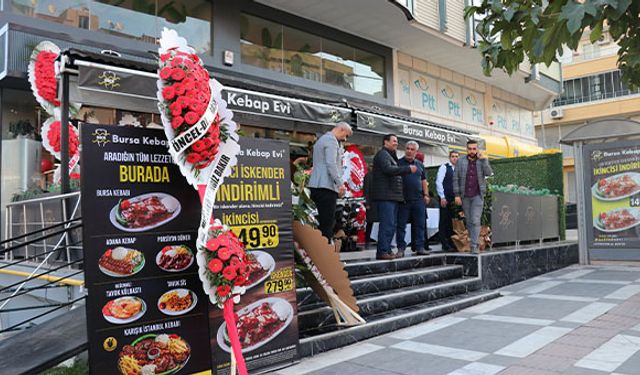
left=4, top=192, right=81, bottom=207
left=4, top=191, right=81, bottom=266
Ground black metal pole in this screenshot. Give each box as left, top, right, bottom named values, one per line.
left=60, top=72, right=70, bottom=194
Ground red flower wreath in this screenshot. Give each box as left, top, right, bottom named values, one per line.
left=33, top=50, right=60, bottom=107
left=158, top=51, right=221, bottom=171
left=203, top=223, right=250, bottom=307
left=47, top=120, right=80, bottom=156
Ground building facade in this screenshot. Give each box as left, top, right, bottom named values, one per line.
left=535, top=29, right=639, bottom=203
left=0, top=0, right=560, bottom=231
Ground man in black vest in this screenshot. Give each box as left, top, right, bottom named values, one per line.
left=436, top=151, right=459, bottom=251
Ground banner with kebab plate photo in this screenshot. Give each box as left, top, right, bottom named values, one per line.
left=155, top=28, right=249, bottom=374
left=28, top=41, right=83, bottom=182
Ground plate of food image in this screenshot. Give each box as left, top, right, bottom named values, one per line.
left=216, top=297, right=293, bottom=353
left=157, top=288, right=197, bottom=316
left=110, top=193, right=181, bottom=232
left=156, top=245, right=194, bottom=272
left=594, top=208, right=640, bottom=233
left=244, top=251, right=275, bottom=289
left=117, top=333, right=190, bottom=375
left=592, top=172, right=640, bottom=201
left=99, top=247, right=145, bottom=278
left=102, top=296, right=146, bottom=325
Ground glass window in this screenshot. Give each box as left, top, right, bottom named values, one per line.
left=590, top=75, right=603, bottom=100
left=241, top=14, right=284, bottom=73
left=283, top=26, right=321, bottom=81
left=156, top=0, right=212, bottom=54
left=354, top=48, right=385, bottom=97
left=566, top=170, right=576, bottom=203
left=321, top=38, right=355, bottom=90
left=604, top=71, right=614, bottom=99
left=10, top=1, right=212, bottom=54
left=1, top=89, right=41, bottom=235
left=241, top=13, right=386, bottom=97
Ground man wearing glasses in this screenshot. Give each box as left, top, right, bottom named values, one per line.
left=453, top=140, right=493, bottom=253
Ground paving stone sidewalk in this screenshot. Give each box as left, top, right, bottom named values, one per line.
left=274, top=265, right=640, bottom=375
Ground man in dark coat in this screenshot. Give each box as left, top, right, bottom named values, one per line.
left=371, top=134, right=416, bottom=260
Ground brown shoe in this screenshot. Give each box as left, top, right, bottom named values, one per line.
left=376, top=253, right=396, bottom=260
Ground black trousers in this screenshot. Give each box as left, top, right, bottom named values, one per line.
left=439, top=200, right=455, bottom=250
left=310, top=188, right=338, bottom=243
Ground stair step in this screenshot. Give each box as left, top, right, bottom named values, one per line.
left=299, top=290, right=501, bottom=357
left=299, top=277, right=482, bottom=332
left=297, top=265, right=464, bottom=309
left=343, top=254, right=446, bottom=278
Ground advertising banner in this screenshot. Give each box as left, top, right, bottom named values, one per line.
left=506, top=104, right=521, bottom=134
left=437, top=79, right=463, bottom=120
left=585, top=141, right=640, bottom=248
left=462, top=88, right=485, bottom=126
left=209, top=137, right=298, bottom=374
left=81, top=124, right=212, bottom=375
left=409, top=71, right=438, bottom=113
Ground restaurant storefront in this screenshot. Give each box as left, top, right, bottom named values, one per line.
left=0, top=0, right=481, bottom=236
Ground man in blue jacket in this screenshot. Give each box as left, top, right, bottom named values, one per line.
left=396, top=141, right=430, bottom=257
left=308, top=122, right=352, bottom=243
left=453, top=140, right=493, bottom=253
left=371, top=134, right=416, bottom=260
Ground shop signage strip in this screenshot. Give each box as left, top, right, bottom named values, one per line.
left=355, top=111, right=475, bottom=148
left=223, top=87, right=352, bottom=125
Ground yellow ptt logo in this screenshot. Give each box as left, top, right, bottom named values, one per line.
left=103, top=336, right=118, bottom=352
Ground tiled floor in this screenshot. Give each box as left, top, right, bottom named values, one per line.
left=275, top=264, right=640, bottom=375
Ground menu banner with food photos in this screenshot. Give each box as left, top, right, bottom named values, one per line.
left=584, top=141, right=640, bottom=249
left=80, top=124, right=212, bottom=375
left=209, top=137, right=298, bottom=374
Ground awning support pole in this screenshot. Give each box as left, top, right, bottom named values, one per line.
left=60, top=71, right=70, bottom=194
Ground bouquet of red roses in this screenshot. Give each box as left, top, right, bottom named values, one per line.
left=42, top=118, right=80, bottom=158
left=198, top=222, right=251, bottom=307
left=158, top=51, right=224, bottom=174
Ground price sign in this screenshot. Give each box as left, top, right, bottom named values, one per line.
left=631, top=196, right=640, bottom=207
left=231, top=223, right=279, bottom=249
left=264, top=278, right=294, bottom=294
left=264, top=267, right=294, bottom=294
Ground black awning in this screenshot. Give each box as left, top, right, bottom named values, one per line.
left=71, top=61, right=352, bottom=125
left=64, top=48, right=157, bottom=72
left=355, top=111, right=480, bottom=148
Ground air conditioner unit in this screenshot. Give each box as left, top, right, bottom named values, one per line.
left=550, top=108, right=564, bottom=119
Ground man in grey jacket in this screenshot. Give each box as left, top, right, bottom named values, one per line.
left=308, top=122, right=352, bottom=243
left=453, top=139, right=493, bottom=253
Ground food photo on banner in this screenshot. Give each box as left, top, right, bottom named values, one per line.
left=80, top=124, right=212, bottom=375
left=586, top=141, right=640, bottom=248
left=210, top=137, right=298, bottom=374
